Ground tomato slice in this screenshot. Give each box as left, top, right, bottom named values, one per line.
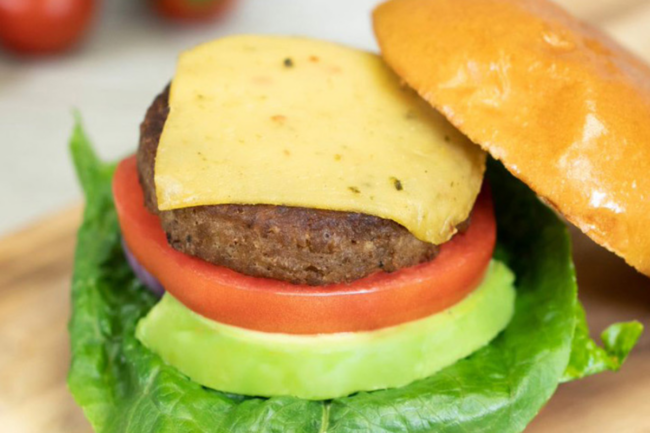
left=114, top=156, right=495, bottom=334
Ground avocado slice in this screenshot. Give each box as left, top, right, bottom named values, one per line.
left=136, top=260, right=515, bottom=400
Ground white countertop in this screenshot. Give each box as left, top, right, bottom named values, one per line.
left=1, top=0, right=649, bottom=236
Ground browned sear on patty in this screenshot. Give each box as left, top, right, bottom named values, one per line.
left=137, top=87, right=446, bottom=285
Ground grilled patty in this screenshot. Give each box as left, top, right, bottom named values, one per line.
left=137, top=87, right=442, bottom=285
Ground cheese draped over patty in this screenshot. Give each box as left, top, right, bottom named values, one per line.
left=155, top=35, right=486, bottom=245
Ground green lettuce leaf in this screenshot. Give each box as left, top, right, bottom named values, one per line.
left=561, top=303, right=642, bottom=382
left=68, top=119, right=641, bottom=433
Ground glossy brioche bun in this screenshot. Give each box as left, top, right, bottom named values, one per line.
left=374, top=0, right=650, bottom=277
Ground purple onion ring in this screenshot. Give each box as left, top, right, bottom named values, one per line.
left=122, top=239, right=165, bottom=296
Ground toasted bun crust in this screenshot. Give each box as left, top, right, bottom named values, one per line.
left=374, top=0, right=650, bottom=277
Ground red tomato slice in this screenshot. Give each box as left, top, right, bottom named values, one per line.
left=114, top=156, right=496, bottom=334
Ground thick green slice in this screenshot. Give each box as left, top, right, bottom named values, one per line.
left=136, top=261, right=515, bottom=400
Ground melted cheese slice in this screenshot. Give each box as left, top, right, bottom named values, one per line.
left=156, top=35, right=486, bottom=244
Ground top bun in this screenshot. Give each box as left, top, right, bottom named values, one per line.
left=374, top=0, right=650, bottom=277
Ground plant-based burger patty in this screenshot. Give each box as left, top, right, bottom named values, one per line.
left=137, top=87, right=445, bottom=285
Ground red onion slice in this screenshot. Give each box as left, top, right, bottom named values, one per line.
left=122, top=239, right=165, bottom=296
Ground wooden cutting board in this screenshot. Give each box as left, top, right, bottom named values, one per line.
left=0, top=206, right=648, bottom=433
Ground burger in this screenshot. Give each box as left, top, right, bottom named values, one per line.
left=68, top=0, right=646, bottom=432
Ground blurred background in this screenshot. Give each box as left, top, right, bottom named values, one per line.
left=1, top=1, right=650, bottom=433
left=0, top=0, right=382, bottom=235
left=2, top=0, right=650, bottom=235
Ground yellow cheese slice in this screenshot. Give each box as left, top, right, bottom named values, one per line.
left=155, top=35, right=486, bottom=244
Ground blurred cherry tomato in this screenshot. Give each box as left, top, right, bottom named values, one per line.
left=151, top=0, right=235, bottom=22
left=0, top=0, right=95, bottom=54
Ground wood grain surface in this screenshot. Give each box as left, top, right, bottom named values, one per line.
left=0, top=207, right=90, bottom=433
